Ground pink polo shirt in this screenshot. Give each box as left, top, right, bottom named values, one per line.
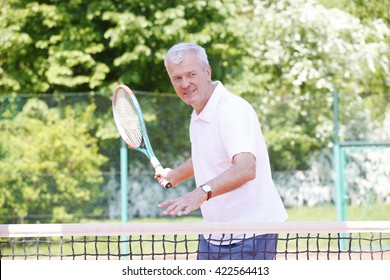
left=190, top=81, right=287, bottom=228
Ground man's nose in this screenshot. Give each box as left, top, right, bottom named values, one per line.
left=180, top=77, right=190, bottom=88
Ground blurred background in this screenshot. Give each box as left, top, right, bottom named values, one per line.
left=0, top=0, right=389, bottom=224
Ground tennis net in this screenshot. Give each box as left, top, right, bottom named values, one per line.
left=1, top=222, right=389, bottom=260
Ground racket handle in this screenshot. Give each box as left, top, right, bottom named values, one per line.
left=161, top=178, right=173, bottom=189
left=151, top=157, right=173, bottom=189
left=155, top=167, right=173, bottom=189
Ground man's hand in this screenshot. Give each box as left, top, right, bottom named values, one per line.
left=157, top=187, right=207, bottom=216
left=154, top=158, right=195, bottom=188
left=154, top=167, right=175, bottom=188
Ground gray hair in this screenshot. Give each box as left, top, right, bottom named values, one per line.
left=164, top=43, right=209, bottom=70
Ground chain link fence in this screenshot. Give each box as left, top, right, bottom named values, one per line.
left=2, top=153, right=389, bottom=224
left=1, top=92, right=389, bottom=223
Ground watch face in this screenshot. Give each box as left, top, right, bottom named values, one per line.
left=202, top=184, right=211, bottom=192
left=201, top=184, right=212, bottom=201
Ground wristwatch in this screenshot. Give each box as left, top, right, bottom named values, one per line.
left=200, top=184, right=212, bottom=201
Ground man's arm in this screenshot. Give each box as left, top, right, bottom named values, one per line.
left=205, top=152, right=256, bottom=198
left=157, top=152, right=256, bottom=216
left=155, top=158, right=194, bottom=187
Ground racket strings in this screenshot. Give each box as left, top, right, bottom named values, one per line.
left=116, top=92, right=143, bottom=147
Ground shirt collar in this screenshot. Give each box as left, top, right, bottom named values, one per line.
left=191, top=81, right=223, bottom=122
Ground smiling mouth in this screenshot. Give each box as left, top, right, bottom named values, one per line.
left=184, top=89, right=196, bottom=95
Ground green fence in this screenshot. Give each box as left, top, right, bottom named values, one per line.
left=1, top=91, right=389, bottom=223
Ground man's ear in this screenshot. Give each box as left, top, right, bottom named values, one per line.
left=206, top=65, right=212, bottom=80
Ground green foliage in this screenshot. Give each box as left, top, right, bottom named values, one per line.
left=0, top=0, right=246, bottom=167
left=266, top=130, right=320, bottom=170
left=319, top=0, right=389, bottom=24
left=0, top=0, right=245, bottom=94
left=0, top=0, right=389, bottom=220
left=227, top=0, right=389, bottom=169
left=0, top=99, right=108, bottom=223
left=318, top=0, right=390, bottom=123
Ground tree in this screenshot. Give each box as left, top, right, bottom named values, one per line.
left=226, top=0, right=389, bottom=170
left=0, top=0, right=244, bottom=94
left=0, top=0, right=246, bottom=165
left=0, top=98, right=107, bottom=223
left=0, top=0, right=388, bottom=172
left=319, top=0, right=389, bottom=25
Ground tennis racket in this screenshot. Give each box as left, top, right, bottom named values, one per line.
left=112, top=85, right=172, bottom=189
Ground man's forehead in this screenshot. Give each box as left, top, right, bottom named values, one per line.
left=167, top=55, right=200, bottom=76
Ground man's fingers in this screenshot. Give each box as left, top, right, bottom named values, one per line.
left=157, top=200, right=174, bottom=208
left=158, top=190, right=202, bottom=216
left=182, top=207, right=192, bottom=215
left=157, top=200, right=179, bottom=215
left=159, top=201, right=190, bottom=216
left=163, top=203, right=183, bottom=216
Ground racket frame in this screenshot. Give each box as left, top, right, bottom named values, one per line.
left=112, top=85, right=172, bottom=188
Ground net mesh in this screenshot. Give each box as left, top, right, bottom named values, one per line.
left=113, top=88, right=143, bottom=148
left=1, top=222, right=389, bottom=260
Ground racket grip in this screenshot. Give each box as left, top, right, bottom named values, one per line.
left=155, top=167, right=173, bottom=189
left=152, top=157, right=173, bottom=189
left=161, top=178, right=173, bottom=189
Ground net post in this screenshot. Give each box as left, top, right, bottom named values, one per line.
left=333, top=89, right=343, bottom=222
left=339, top=147, right=347, bottom=222
left=333, top=89, right=347, bottom=251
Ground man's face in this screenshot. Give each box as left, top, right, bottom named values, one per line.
left=166, top=53, right=212, bottom=114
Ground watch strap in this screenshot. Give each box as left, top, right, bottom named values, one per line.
left=201, top=184, right=212, bottom=201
